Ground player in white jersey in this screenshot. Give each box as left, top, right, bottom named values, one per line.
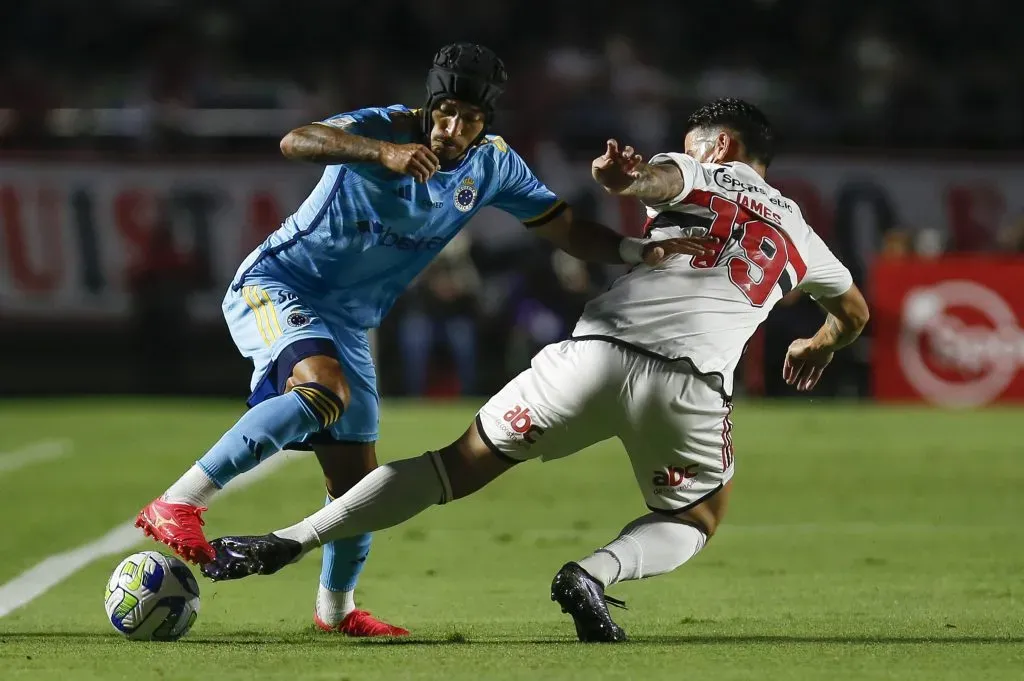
left=199, top=98, right=870, bottom=643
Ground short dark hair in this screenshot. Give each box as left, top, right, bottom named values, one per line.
left=684, top=98, right=775, bottom=167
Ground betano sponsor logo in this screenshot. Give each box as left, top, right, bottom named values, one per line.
left=355, top=220, right=447, bottom=252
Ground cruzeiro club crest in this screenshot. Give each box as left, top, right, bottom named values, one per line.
left=454, top=177, right=478, bottom=213
left=287, top=312, right=312, bottom=329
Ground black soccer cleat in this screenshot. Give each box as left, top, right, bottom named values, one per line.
left=550, top=562, right=628, bottom=643
left=200, top=533, right=302, bottom=582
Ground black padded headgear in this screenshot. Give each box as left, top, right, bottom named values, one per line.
left=423, top=43, right=508, bottom=138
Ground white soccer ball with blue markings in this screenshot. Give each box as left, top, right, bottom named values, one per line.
left=104, top=551, right=200, bottom=641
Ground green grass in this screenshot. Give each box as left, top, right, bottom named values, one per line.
left=0, top=399, right=1022, bottom=680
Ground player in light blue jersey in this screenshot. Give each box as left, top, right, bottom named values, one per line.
left=135, top=43, right=710, bottom=636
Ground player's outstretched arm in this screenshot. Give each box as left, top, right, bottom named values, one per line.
left=280, top=124, right=440, bottom=182
left=532, top=205, right=716, bottom=266
left=592, top=139, right=685, bottom=205
left=784, top=284, right=870, bottom=391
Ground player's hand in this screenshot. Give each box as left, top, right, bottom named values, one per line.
left=641, top=237, right=719, bottom=265
left=783, top=338, right=834, bottom=392
left=380, top=142, right=440, bottom=183
left=592, top=139, right=644, bottom=193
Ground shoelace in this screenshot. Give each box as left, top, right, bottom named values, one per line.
left=604, top=594, right=628, bottom=610
left=172, top=505, right=207, bottom=527
left=346, top=611, right=397, bottom=635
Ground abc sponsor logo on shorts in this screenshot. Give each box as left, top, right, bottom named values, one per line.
left=899, top=281, right=1024, bottom=407
left=500, top=405, right=544, bottom=446
left=652, top=465, right=699, bottom=494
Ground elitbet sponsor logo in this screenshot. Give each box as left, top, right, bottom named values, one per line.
left=652, top=465, right=699, bottom=494
left=899, top=280, right=1024, bottom=407
left=501, top=405, right=545, bottom=446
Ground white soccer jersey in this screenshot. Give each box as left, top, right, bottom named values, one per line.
left=573, top=153, right=853, bottom=397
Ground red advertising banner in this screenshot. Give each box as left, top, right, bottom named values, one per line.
left=3, top=156, right=1024, bottom=320
left=872, top=257, right=1024, bottom=406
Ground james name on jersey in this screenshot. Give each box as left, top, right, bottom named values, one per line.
left=573, top=153, right=853, bottom=398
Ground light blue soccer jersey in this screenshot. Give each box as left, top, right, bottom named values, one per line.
left=232, top=104, right=563, bottom=330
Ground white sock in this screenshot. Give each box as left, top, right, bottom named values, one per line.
left=315, top=584, right=356, bottom=624
left=578, top=513, right=708, bottom=587
left=275, top=452, right=450, bottom=549
left=162, top=464, right=219, bottom=506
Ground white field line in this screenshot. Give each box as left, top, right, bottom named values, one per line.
left=0, top=439, right=74, bottom=477
left=0, top=449, right=310, bottom=618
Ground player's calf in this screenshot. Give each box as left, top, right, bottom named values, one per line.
left=139, top=355, right=351, bottom=563
left=576, top=484, right=731, bottom=589
left=576, top=513, right=711, bottom=589
left=204, top=420, right=518, bottom=582
left=554, top=483, right=732, bottom=639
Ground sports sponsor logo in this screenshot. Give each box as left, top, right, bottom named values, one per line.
left=652, top=465, right=699, bottom=494
left=899, top=280, right=1024, bottom=407
left=242, top=435, right=265, bottom=461
left=712, top=167, right=768, bottom=196
left=499, top=405, right=545, bottom=446
left=355, top=220, right=447, bottom=251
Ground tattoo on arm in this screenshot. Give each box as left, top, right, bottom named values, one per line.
left=619, top=163, right=686, bottom=205
left=282, top=125, right=384, bottom=164
left=815, top=314, right=862, bottom=351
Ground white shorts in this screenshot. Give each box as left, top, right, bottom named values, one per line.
left=476, top=339, right=734, bottom=513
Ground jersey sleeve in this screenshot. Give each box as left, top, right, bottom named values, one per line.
left=314, top=106, right=401, bottom=142
left=797, top=230, right=854, bottom=300
left=646, top=152, right=702, bottom=208
left=489, top=144, right=566, bottom=227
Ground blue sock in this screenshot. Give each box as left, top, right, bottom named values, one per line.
left=320, top=494, right=373, bottom=592
left=197, top=383, right=344, bottom=488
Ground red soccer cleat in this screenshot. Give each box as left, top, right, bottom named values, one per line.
left=314, top=609, right=410, bottom=637
left=135, top=498, right=216, bottom=564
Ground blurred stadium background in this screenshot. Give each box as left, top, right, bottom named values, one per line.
left=1, top=2, right=1022, bottom=678
left=2, top=0, right=1022, bottom=402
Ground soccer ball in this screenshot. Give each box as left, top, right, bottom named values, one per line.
left=104, top=551, right=200, bottom=641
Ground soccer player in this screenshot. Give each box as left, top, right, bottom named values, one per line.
left=134, top=43, right=710, bottom=637
left=199, top=98, right=868, bottom=642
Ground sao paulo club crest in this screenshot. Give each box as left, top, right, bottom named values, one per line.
left=454, top=177, right=478, bottom=213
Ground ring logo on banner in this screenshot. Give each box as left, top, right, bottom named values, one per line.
left=898, top=280, right=1024, bottom=407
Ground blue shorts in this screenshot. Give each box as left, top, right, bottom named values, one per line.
left=221, top=277, right=379, bottom=443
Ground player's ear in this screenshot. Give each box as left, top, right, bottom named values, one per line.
left=710, top=131, right=734, bottom=164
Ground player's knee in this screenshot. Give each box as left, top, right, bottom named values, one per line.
left=310, top=373, right=350, bottom=410
left=674, top=480, right=732, bottom=538
left=438, top=428, right=515, bottom=501
left=290, top=356, right=351, bottom=409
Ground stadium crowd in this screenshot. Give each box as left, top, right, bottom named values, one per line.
left=1, top=0, right=1019, bottom=152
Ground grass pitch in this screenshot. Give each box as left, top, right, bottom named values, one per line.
left=0, top=399, right=1021, bottom=680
